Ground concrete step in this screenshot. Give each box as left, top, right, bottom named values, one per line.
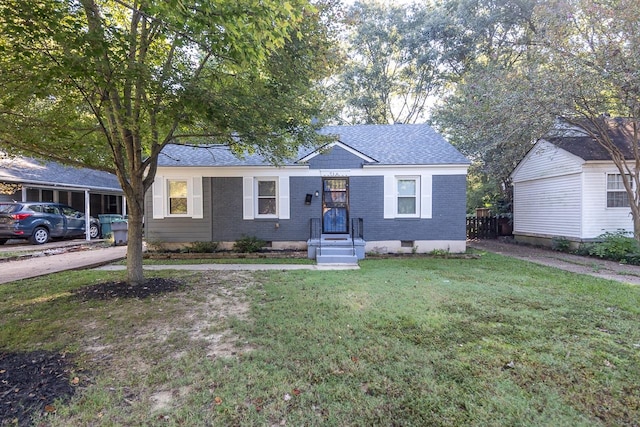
left=316, top=254, right=359, bottom=265
left=318, top=246, right=355, bottom=256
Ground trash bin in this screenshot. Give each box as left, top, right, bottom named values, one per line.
left=98, top=214, right=123, bottom=237
left=111, top=220, right=128, bottom=246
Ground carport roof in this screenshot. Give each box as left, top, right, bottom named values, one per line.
left=0, top=155, right=122, bottom=192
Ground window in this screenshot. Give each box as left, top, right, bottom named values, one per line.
left=383, top=174, right=431, bottom=220
left=607, top=174, right=631, bottom=208
left=152, top=176, right=203, bottom=219
left=256, top=179, right=277, bottom=216
left=168, top=179, right=188, bottom=215
left=397, top=177, right=418, bottom=216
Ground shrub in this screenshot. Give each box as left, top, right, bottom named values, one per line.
left=185, top=241, right=219, bottom=253
left=587, top=231, right=640, bottom=263
left=551, top=236, right=571, bottom=252
left=233, top=235, right=266, bottom=253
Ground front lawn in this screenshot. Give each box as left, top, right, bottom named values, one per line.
left=1, top=253, right=638, bottom=426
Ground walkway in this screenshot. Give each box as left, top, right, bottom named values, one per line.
left=469, top=239, right=640, bottom=285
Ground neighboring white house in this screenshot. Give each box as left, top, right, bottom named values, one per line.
left=510, top=120, right=634, bottom=247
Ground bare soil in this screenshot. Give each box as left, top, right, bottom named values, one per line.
left=1, top=277, right=184, bottom=426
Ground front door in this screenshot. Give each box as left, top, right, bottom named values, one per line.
left=322, top=178, right=349, bottom=233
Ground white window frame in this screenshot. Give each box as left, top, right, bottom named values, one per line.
left=243, top=176, right=290, bottom=220
left=395, top=176, right=420, bottom=218
left=255, top=177, right=278, bottom=218
left=384, top=174, right=431, bottom=219
left=606, top=173, right=632, bottom=208
left=167, top=179, right=189, bottom=216
left=152, top=176, right=203, bottom=219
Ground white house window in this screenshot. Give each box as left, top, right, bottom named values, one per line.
left=383, top=174, right=431, bottom=220
left=256, top=179, right=277, bottom=216
left=168, top=179, right=188, bottom=215
left=607, top=174, right=631, bottom=208
left=397, top=177, right=419, bottom=216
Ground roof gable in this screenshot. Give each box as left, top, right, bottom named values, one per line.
left=297, top=141, right=377, bottom=164
left=511, top=140, right=584, bottom=182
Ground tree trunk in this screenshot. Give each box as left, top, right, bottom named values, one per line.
left=126, top=206, right=145, bottom=286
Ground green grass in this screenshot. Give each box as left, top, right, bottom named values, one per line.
left=1, top=253, right=639, bottom=426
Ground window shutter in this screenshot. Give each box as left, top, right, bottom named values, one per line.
left=192, top=177, right=203, bottom=219
left=383, top=175, right=395, bottom=219
left=152, top=176, right=165, bottom=219
left=279, top=176, right=290, bottom=219
left=243, top=177, right=254, bottom=220
left=420, top=174, right=432, bottom=219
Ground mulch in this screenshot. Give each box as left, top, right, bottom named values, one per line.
left=1, top=277, right=184, bottom=426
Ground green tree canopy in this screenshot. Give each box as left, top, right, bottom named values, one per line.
left=0, top=0, right=338, bottom=284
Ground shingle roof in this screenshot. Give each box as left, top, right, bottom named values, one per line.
left=0, top=156, right=122, bottom=191
left=545, top=119, right=637, bottom=161
left=158, top=124, right=469, bottom=167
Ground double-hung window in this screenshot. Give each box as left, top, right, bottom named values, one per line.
left=256, top=179, right=277, bottom=217
left=242, top=176, right=289, bottom=220
left=152, top=176, right=203, bottom=219
left=607, top=173, right=631, bottom=208
left=383, top=174, right=431, bottom=219
left=168, top=179, right=188, bottom=215
left=397, top=177, right=419, bottom=217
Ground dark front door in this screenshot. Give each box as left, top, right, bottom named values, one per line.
left=322, top=178, right=349, bottom=233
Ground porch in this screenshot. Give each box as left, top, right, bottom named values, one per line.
left=307, top=218, right=365, bottom=265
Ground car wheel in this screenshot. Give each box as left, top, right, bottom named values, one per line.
left=89, top=223, right=101, bottom=239
left=30, top=227, right=50, bottom=245
left=0, top=239, right=7, bottom=245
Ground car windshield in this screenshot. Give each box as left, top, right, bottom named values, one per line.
left=0, top=204, right=21, bottom=214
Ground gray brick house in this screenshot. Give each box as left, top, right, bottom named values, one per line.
left=146, top=124, right=469, bottom=262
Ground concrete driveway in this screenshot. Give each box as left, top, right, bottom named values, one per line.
left=0, top=239, right=127, bottom=284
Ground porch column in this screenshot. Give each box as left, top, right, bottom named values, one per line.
left=84, top=189, right=91, bottom=241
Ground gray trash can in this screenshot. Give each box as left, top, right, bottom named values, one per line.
left=111, top=220, right=128, bottom=246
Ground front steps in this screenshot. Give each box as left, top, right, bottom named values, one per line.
left=307, top=234, right=365, bottom=265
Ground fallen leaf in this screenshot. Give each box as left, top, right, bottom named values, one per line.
left=214, top=396, right=223, bottom=405
left=292, top=388, right=301, bottom=395
left=44, top=405, right=56, bottom=413
left=351, top=356, right=359, bottom=363
left=284, top=393, right=292, bottom=401
left=71, top=377, right=80, bottom=385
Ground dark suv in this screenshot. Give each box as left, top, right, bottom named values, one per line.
left=0, top=202, right=101, bottom=245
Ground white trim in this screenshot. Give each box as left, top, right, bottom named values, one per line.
left=395, top=176, right=420, bottom=218
left=152, top=176, right=164, bottom=219
left=152, top=176, right=203, bottom=219
left=243, top=177, right=254, bottom=220
left=255, top=177, right=278, bottom=218
left=383, top=175, right=396, bottom=219
left=279, top=176, right=290, bottom=219
left=156, top=164, right=467, bottom=178
left=166, top=178, right=190, bottom=217
left=191, top=177, right=203, bottom=219
left=420, top=174, right=432, bottom=219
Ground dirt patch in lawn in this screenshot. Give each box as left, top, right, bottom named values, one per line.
left=1, top=271, right=257, bottom=426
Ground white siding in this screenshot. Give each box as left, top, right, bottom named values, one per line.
left=581, top=164, right=633, bottom=238
left=511, top=140, right=583, bottom=183
left=513, top=174, right=582, bottom=238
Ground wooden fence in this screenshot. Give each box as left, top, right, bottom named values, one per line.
left=466, top=216, right=512, bottom=239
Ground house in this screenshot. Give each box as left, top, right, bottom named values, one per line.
left=145, top=124, right=470, bottom=262
left=0, top=153, right=125, bottom=217
left=510, top=119, right=635, bottom=247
